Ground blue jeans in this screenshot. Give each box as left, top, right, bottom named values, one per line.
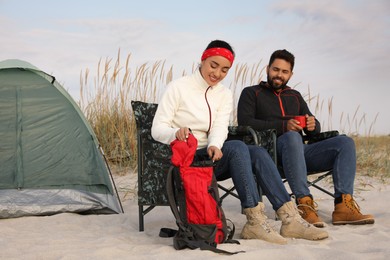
left=276, top=131, right=356, bottom=198
left=196, top=140, right=290, bottom=211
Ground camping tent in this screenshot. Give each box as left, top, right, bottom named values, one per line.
left=0, top=59, right=122, bottom=218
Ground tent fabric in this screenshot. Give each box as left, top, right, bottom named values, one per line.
left=0, top=59, right=122, bottom=218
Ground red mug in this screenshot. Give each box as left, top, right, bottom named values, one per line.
left=293, top=116, right=306, bottom=128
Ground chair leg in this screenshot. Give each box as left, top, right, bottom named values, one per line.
left=218, top=184, right=240, bottom=201
left=282, top=172, right=334, bottom=198
left=257, top=183, right=263, bottom=201
left=139, top=205, right=157, bottom=232
left=309, top=182, right=335, bottom=198
left=307, top=171, right=334, bottom=198
left=139, top=205, right=144, bottom=232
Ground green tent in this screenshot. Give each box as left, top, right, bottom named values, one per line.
left=0, top=59, right=122, bottom=218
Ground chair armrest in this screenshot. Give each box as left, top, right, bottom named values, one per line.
left=227, top=126, right=278, bottom=164
left=228, top=125, right=261, bottom=144
left=228, top=125, right=254, bottom=135
left=254, top=129, right=277, bottom=147
left=254, top=129, right=277, bottom=164
left=228, top=125, right=259, bottom=145
left=304, top=130, right=340, bottom=144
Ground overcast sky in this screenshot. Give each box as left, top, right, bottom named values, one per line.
left=1, top=0, right=389, bottom=135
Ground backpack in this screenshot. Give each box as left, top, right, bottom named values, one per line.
left=162, top=134, right=243, bottom=255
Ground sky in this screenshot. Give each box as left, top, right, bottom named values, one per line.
left=1, top=0, right=389, bottom=135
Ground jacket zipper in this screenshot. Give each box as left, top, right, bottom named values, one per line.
left=205, top=86, right=212, bottom=134
left=274, top=91, right=286, bottom=117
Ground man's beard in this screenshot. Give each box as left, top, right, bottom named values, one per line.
left=267, top=75, right=288, bottom=91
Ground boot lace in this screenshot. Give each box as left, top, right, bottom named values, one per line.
left=255, top=211, right=276, bottom=233
left=261, top=219, right=277, bottom=234
left=297, top=200, right=319, bottom=216
left=346, top=196, right=362, bottom=214
left=292, top=203, right=311, bottom=227
left=277, top=202, right=312, bottom=227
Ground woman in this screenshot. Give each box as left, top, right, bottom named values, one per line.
left=152, top=40, right=327, bottom=244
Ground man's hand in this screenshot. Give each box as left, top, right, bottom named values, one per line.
left=207, top=146, right=223, bottom=162
left=287, top=114, right=316, bottom=132
left=306, top=115, right=316, bottom=131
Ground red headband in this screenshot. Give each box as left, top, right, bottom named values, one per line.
left=201, top=47, right=234, bottom=65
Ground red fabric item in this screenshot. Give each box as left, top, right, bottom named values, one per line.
left=170, top=134, right=198, bottom=167
left=201, top=47, right=234, bottom=65
left=170, top=134, right=225, bottom=243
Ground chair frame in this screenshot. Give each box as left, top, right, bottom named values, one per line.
left=135, top=99, right=336, bottom=231
left=267, top=130, right=338, bottom=199
left=132, top=101, right=269, bottom=232
left=133, top=102, right=341, bottom=231
left=136, top=130, right=157, bottom=232
left=136, top=126, right=265, bottom=231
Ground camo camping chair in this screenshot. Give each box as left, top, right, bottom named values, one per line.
left=265, top=130, right=340, bottom=198
left=131, top=101, right=274, bottom=231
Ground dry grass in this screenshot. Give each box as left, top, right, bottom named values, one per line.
left=78, top=51, right=389, bottom=180
left=79, top=50, right=173, bottom=170
left=354, top=136, right=390, bottom=180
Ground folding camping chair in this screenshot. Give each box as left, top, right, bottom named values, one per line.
left=264, top=130, right=340, bottom=198
left=131, top=101, right=273, bottom=231
left=222, top=126, right=278, bottom=201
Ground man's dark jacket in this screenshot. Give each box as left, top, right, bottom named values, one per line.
left=237, top=81, right=321, bottom=137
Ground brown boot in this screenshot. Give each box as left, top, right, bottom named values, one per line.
left=297, top=196, right=325, bottom=228
left=332, top=194, right=375, bottom=225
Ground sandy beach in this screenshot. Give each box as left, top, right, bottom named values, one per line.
left=1, top=172, right=389, bottom=260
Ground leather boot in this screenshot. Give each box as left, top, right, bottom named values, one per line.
left=297, top=195, right=325, bottom=228
left=241, top=202, right=287, bottom=244
left=332, top=194, right=375, bottom=225
left=277, top=201, right=328, bottom=241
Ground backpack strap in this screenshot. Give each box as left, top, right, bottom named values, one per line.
left=225, top=219, right=240, bottom=244
left=166, top=165, right=186, bottom=229
left=175, top=237, right=243, bottom=255
left=159, top=228, right=177, bottom=238
left=160, top=165, right=182, bottom=239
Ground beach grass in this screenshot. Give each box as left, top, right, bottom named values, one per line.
left=78, top=52, right=389, bottom=180
left=354, top=135, right=390, bottom=180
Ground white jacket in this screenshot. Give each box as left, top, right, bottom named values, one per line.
left=151, top=69, right=233, bottom=149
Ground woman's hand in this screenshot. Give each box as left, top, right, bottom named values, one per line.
left=175, top=127, right=191, bottom=141
left=207, top=146, right=223, bottom=162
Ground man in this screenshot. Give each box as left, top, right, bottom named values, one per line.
left=237, top=49, right=374, bottom=227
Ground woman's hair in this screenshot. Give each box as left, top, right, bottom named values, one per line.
left=269, top=49, right=295, bottom=71
left=205, top=40, right=235, bottom=57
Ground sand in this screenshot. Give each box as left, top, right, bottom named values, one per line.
left=1, top=173, right=389, bottom=260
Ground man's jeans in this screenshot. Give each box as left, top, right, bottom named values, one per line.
left=196, top=140, right=290, bottom=211
left=277, top=131, right=356, bottom=198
